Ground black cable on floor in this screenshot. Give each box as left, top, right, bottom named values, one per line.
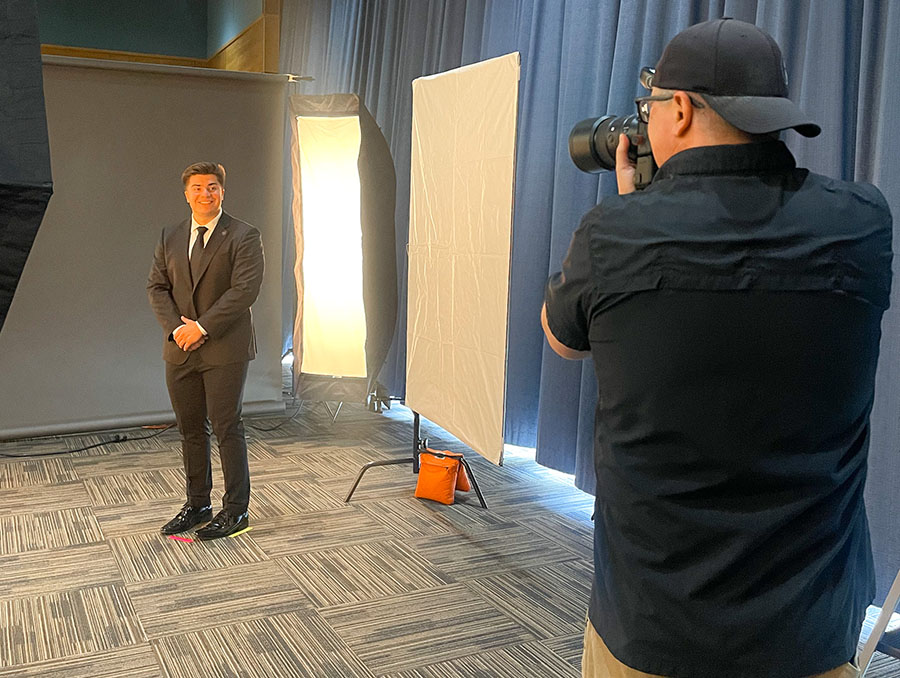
left=3, top=383, right=301, bottom=458
left=0, top=424, right=176, bottom=459
left=245, top=400, right=304, bottom=432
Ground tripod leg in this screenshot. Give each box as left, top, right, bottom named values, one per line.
left=345, top=458, right=417, bottom=502
left=413, top=411, right=421, bottom=473
left=459, top=458, right=488, bottom=509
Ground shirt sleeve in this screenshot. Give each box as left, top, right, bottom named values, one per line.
left=544, top=219, right=595, bottom=351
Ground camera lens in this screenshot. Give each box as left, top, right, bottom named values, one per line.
left=568, top=114, right=641, bottom=173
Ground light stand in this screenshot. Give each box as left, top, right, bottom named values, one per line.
left=344, top=411, right=488, bottom=509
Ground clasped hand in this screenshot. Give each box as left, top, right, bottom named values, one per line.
left=173, top=316, right=206, bottom=352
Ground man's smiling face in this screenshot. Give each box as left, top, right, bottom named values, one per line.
left=184, top=174, right=223, bottom=223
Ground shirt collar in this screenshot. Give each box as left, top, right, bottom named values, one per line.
left=652, top=140, right=796, bottom=183
left=191, top=208, right=223, bottom=234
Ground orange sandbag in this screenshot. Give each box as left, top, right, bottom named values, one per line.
left=414, top=450, right=461, bottom=505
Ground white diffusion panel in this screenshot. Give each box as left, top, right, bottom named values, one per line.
left=406, top=53, right=520, bottom=465
left=297, top=115, right=367, bottom=378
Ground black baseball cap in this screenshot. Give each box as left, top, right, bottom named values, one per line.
left=650, top=18, right=820, bottom=137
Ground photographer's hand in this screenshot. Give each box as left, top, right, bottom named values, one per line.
left=615, top=134, right=637, bottom=195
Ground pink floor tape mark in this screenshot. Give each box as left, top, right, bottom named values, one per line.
left=168, top=535, right=194, bottom=543
left=228, top=527, right=252, bottom=538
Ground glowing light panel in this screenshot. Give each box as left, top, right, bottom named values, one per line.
left=296, top=115, right=367, bottom=378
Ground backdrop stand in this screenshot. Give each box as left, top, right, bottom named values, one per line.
left=344, top=411, right=488, bottom=508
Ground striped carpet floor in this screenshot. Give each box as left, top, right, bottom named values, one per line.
left=0, top=400, right=898, bottom=677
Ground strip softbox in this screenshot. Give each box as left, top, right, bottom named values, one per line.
left=289, top=94, right=397, bottom=403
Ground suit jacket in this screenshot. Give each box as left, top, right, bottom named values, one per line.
left=148, top=212, right=264, bottom=365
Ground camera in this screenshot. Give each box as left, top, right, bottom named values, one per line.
left=568, top=67, right=658, bottom=190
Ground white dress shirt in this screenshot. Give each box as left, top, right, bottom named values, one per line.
left=180, top=208, right=223, bottom=338
left=188, top=208, right=223, bottom=257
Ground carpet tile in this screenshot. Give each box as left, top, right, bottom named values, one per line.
left=242, top=419, right=314, bottom=442
left=321, top=584, right=537, bottom=674
left=0, top=584, right=144, bottom=668
left=466, top=559, right=592, bottom=639
left=0, top=481, right=91, bottom=516
left=249, top=505, right=395, bottom=557
left=152, top=611, right=374, bottom=678
left=381, top=641, right=580, bottom=678
left=357, top=497, right=468, bottom=538
left=244, top=439, right=282, bottom=461
left=126, top=560, right=312, bottom=638
left=358, top=496, right=513, bottom=539
left=245, top=455, right=317, bottom=486
left=92, top=496, right=222, bottom=539
left=0, top=456, right=77, bottom=488
left=0, top=644, right=161, bottom=678
left=410, top=524, right=580, bottom=580
left=71, top=449, right=182, bottom=479
left=82, top=468, right=186, bottom=506
left=249, top=478, right=346, bottom=518
left=267, top=439, right=371, bottom=456
left=108, top=531, right=269, bottom=584
left=278, top=539, right=453, bottom=607
left=510, top=507, right=594, bottom=561
left=285, top=445, right=391, bottom=478
left=0, top=542, right=121, bottom=599
left=545, top=633, right=584, bottom=672
left=0, top=506, right=103, bottom=556
left=319, top=464, right=417, bottom=504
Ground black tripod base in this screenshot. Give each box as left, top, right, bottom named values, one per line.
left=344, top=411, right=488, bottom=508
left=344, top=457, right=416, bottom=503
left=343, top=454, right=488, bottom=508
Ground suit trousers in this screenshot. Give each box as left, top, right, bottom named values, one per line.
left=165, top=351, right=250, bottom=514
left=582, top=619, right=860, bottom=678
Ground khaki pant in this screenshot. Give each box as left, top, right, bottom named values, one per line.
left=582, top=619, right=860, bottom=678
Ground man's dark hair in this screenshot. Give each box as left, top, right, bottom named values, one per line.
left=181, top=162, right=226, bottom=189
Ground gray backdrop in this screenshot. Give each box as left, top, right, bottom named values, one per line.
left=0, top=57, right=286, bottom=438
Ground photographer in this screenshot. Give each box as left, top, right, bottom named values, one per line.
left=542, top=19, right=892, bottom=678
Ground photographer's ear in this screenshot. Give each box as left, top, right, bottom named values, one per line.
left=672, top=91, right=695, bottom=137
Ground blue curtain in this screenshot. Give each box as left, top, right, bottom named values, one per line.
left=280, top=0, right=900, bottom=602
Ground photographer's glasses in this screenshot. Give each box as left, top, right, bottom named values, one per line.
left=635, top=94, right=675, bottom=123
left=634, top=92, right=707, bottom=123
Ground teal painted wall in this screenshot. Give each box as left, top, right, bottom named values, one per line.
left=36, top=0, right=263, bottom=60
left=208, top=0, right=263, bottom=56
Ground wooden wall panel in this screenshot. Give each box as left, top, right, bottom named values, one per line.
left=208, top=16, right=265, bottom=72
left=41, top=44, right=206, bottom=68
left=41, top=2, right=280, bottom=74
left=264, top=0, right=281, bottom=74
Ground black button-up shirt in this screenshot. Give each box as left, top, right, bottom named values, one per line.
left=545, top=141, right=892, bottom=677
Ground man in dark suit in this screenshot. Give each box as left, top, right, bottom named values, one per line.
left=148, top=162, right=264, bottom=540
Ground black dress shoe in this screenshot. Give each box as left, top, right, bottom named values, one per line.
left=195, top=510, right=249, bottom=540
left=160, top=504, right=212, bottom=535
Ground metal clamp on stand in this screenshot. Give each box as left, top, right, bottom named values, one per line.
left=344, top=411, right=488, bottom=508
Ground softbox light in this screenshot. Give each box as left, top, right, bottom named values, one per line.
left=289, top=94, right=397, bottom=404
left=0, top=0, right=53, bottom=335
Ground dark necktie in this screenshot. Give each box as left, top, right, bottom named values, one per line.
left=190, top=226, right=207, bottom=282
